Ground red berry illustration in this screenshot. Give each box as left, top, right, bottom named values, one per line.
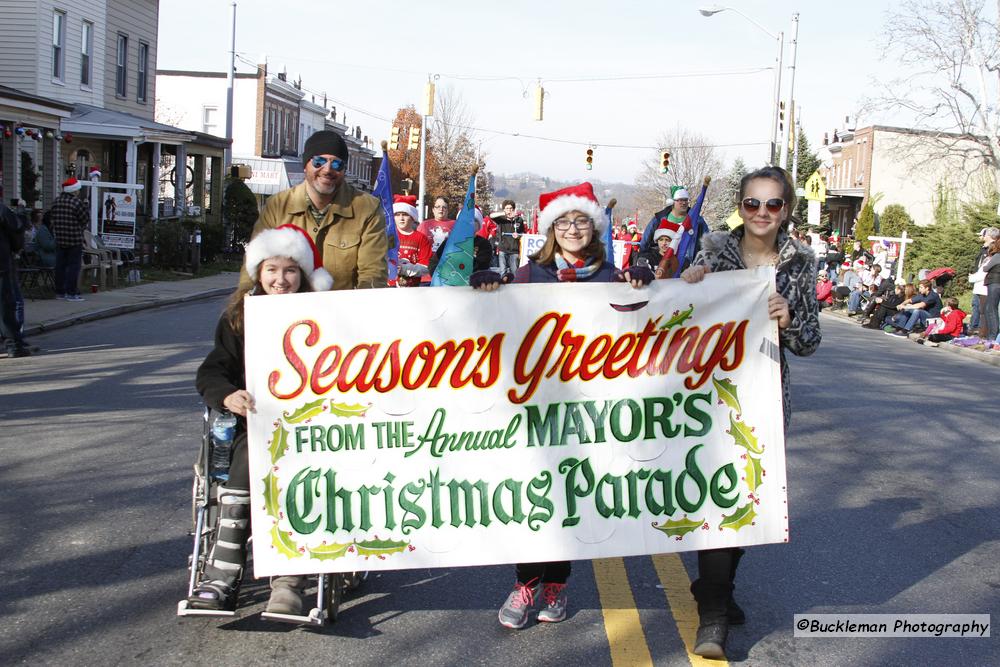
left=408, top=545, right=415, bottom=552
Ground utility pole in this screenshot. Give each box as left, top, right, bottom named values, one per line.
left=771, top=31, right=784, bottom=166
left=780, top=13, right=799, bottom=170
left=791, top=105, right=801, bottom=185
left=418, top=78, right=434, bottom=222
left=224, top=1, right=236, bottom=168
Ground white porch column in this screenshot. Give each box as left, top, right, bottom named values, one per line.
left=151, top=142, right=161, bottom=220
left=175, top=143, right=187, bottom=215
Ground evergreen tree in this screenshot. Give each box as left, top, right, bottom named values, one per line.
left=854, top=194, right=880, bottom=244
left=878, top=204, right=912, bottom=238
left=20, top=152, right=39, bottom=205
left=904, top=185, right=981, bottom=290
left=705, top=157, right=746, bottom=230
left=223, top=177, right=259, bottom=248
left=791, top=129, right=820, bottom=220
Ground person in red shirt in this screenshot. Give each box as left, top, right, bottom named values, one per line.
left=916, top=298, right=967, bottom=346
left=815, top=269, right=834, bottom=308
left=416, top=196, right=455, bottom=253
left=391, top=195, right=432, bottom=287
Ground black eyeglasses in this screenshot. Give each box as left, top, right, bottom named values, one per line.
left=741, top=197, right=785, bottom=214
left=553, top=216, right=593, bottom=231
left=310, top=156, right=345, bottom=171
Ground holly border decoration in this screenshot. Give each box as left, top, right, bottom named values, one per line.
left=262, top=398, right=415, bottom=561
left=651, top=374, right=764, bottom=540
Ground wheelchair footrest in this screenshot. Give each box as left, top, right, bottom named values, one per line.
left=176, top=599, right=237, bottom=617
left=260, top=607, right=325, bottom=626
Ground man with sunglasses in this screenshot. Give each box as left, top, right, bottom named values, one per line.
left=243, top=131, right=388, bottom=290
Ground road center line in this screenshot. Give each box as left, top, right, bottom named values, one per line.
left=651, top=553, right=729, bottom=667
left=593, top=557, right=654, bottom=666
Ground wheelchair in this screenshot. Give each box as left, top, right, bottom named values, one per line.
left=177, top=407, right=367, bottom=625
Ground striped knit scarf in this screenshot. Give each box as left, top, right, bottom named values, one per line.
left=554, top=253, right=600, bottom=282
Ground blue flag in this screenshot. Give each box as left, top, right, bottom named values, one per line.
left=373, top=152, right=398, bottom=282
left=673, top=182, right=709, bottom=278
left=604, top=205, right=615, bottom=265
left=431, top=173, right=477, bottom=286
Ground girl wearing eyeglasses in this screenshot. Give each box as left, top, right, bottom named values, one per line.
left=680, top=166, right=821, bottom=659
left=471, top=182, right=652, bottom=629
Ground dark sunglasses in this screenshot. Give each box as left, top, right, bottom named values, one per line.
left=310, top=155, right=345, bottom=171
left=741, top=197, right=785, bottom=214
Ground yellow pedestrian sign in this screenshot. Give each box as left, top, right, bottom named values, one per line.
left=804, top=171, right=826, bottom=202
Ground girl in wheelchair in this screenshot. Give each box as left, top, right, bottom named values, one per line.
left=189, top=225, right=333, bottom=613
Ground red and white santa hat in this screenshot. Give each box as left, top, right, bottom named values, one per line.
left=653, top=219, right=680, bottom=242
left=89, top=166, right=102, bottom=180
left=245, top=224, right=334, bottom=291
left=392, top=194, right=419, bottom=220
left=537, top=182, right=607, bottom=236
left=841, top=259, right=852, bottom=269
left=62, top=177, right=82, bottom=193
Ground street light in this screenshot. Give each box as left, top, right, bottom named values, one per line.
left=698, top=4, right=783, bottom=167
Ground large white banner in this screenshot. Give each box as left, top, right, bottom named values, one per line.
left=244, top=269, right=786, bottom=576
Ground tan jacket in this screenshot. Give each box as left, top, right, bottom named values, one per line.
left=244, top=181, right=388, bottom=290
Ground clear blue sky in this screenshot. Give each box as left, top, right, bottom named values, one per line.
left=159, top=0, right=904, bottom=183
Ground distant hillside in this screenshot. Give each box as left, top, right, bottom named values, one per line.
left=491, top=173, right=649, bottom=223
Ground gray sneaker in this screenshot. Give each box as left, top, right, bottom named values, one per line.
left=266, top=575, right=307, bottom=615
left=536, top=583, right=568, bottom=623
left=498, top=580, right=540, bottom=629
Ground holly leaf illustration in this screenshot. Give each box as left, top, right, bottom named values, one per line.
left=743, top=455, right=764, bottom=493
left=354, top=538, right=409, bottom=557
left=329, top=401, right=370, bottom=418
left=719, top=502, right=757, bottom=531
left=308, top=542, right=352, bottom=561
left=283, top=398, right=327, bottom=424
left=658, top=304, right=695, bottom=330
left=728, top=414, right=763, bottom=454
left=270, top=523, right=303, bottom=559
left=712, top=376, right=742, bottom=415
left=651, top=516, right=703, bottom=538
left=268, top=422, right=289, bottom=464
left=262, top=470, right=281, bottom=520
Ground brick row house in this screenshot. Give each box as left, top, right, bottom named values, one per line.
left=156, top=61, right=376, bottom=205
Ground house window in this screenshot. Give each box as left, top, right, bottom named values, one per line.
left=137, top=42, right=149, bottom=102
left=202, top=106, right=218, bottom=135
left=116, top=34, right=128, bottom=97
left=52, top=11, right=66, bottom=81
left=80, top=21, right=93, bottom=86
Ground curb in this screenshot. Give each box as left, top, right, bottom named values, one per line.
left=821, top=309, right=1000, bottom=368
left=24, top=287, right=233, bottom=337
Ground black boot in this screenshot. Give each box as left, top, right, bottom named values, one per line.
left=691, top=579, right=732, bottom=659
left=692, top=548, right=740, bottom=659
left=727, top=547, right=746, bottom=625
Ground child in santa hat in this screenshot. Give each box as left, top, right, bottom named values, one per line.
left=190, top=224, right=333, bottom=616
left=470, top=182, right=652, bottom=629
left=391, top=194, right=432, bottom=287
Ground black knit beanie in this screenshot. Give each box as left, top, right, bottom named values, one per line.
left=302, top=130, right=349, bottom=166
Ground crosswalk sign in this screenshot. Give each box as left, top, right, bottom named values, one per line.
left=804, top=171, right=826, bottom=203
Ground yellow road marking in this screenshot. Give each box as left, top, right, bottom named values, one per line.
left=593, top=557, right=653, bottom=666
left=651, top=553, right=730, bottom=667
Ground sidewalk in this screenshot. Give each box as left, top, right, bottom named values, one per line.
left=22, top=272, right=239, bottom=337
left=821, top=308, right=1000, bottom=368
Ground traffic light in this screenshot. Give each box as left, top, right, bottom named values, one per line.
left=778, top=101, right=786, bottom=133
left=408, top=126, right=421, bottom=150
left=389, top=125, right=401, bottom=151
left=660, top=150, right=670, bottom=174
left=586, top=147, right=594, bottom=170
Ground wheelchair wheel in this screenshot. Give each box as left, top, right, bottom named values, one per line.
left=344, top=571, right=368, bottom=592
left=324, top=573, right=344, bottom=622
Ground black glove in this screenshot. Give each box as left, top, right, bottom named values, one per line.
left=622, top=265, right=654, bottom=286
left=469, top=270, right=503, bottom=289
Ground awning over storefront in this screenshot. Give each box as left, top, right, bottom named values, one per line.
left=234, top=156, right=305, bottom=196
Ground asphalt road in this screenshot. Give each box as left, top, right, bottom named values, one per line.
left=1, top=302, right=997, bottom=666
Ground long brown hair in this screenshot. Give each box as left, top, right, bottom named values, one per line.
left=224, top=263, right=312, bottom=335
left=531, top=223, right=606, bottom=267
